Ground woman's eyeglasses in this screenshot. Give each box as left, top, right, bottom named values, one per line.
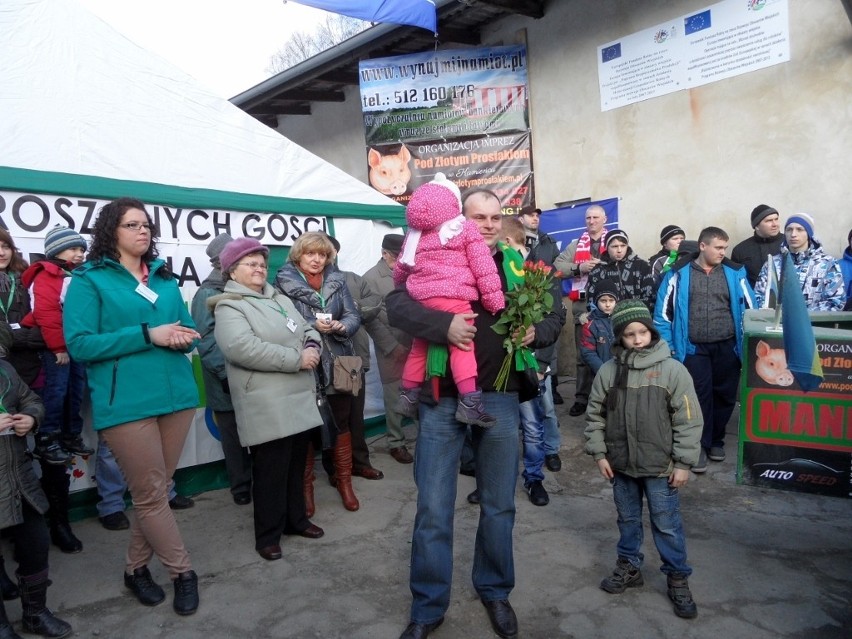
left=237, top=261, right=268, bottom=271
left=120, top=222, right=152, bottom=232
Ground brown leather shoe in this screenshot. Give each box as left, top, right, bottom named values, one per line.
left=257, top=545, right=282, bottom=561
left=353, top=466, right=384, bottom=480
left=390, top=446, right=414, bottom=464
left=298, top=524, right=324, bottom=539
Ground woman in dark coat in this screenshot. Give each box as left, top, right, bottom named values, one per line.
left=276, top=232, right=362, bottom=513
left=0, top=230, right=82, bottom=562
left=0, top=321, right=72, bottom=638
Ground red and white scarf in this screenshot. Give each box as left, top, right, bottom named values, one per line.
left=569, top=229, right=607, bottom=301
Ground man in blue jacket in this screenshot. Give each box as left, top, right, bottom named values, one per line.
left=654, top=227, right=755, bottom=473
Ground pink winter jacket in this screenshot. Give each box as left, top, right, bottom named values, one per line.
left=394, top=220, right=506, bottom=314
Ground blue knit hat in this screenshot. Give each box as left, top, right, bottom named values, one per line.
left=785, top=213, right=815, bottom=240
left=44, top=225, right=86, bottom=259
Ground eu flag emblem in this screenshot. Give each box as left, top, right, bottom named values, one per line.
left=684, top=9, right=712, bottom=35
left=601, top=43, right=621, bottom=63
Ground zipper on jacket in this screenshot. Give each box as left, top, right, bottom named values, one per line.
left=109, top=359, right=118, bottom=406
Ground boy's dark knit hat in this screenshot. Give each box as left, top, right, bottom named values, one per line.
left=611, top=299, right=656, bottom=338
left=44, top=225, right=86, bottom=259
left=659, top=225, right=685, bottom=245
left=604, top=229, right=629, bottom=248
left=593, top=279, right=620, bottom=305
left=750, top=204, right=778, bottom=228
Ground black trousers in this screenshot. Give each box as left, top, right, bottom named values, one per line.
left=683, top=338, right=741, bottom=450
left=250, top=431, right=310, bottom=550
left=3, top=500, right=50, bottom=577
left=349, top=373, right=371, bottom=470
left=214, top=410, right=252, bottom=496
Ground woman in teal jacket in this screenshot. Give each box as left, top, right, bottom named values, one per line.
left=63, top=198, right=201, bottom=616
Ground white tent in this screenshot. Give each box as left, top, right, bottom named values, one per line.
left=0, top=0, right=404, bottom=493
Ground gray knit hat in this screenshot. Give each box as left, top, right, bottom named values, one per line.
left=206, top=233, right=233, bottom=260
left=44, top=225, right=86, bottom=259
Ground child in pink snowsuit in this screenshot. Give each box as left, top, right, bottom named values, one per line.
left=393, top=173, right=505, bottom=427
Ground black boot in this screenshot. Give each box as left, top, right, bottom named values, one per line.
left=172, top=570, right=199, bottom=616
left=32, top=434, right=71, bottom=466
left=0, top=555, right=18, bottom=601
left=40, top=464, right=82, bottom=554
left=17, top=570, right=72, bottom=638
left=0, top=598, right=23, bottom=639
left=59, top=434, right=94, bottom=456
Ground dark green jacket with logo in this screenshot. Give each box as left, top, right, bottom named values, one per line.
left=584, top=338, right=702, bottom=476
left=64, top=258, right=199, bottom=430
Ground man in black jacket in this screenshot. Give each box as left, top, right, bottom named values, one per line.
left=731, top=204, right=784, bottom=288
left=519, top=205, right=560, bottom=266
left=389, top=190, right=564, bottom=639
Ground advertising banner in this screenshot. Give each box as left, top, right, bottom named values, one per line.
left=739, top=332, right=852, bottom=499
left=598, top=0, right=790, bottom=111
left=365, top=133, right=532, bottom=213
left=360, top=45, right=529, bottom=145
left=360, top=46, right=533, bottom=211
left=0, top=189, right=330, bottom=492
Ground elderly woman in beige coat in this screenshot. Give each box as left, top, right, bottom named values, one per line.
left=211, top=238, right=324, bottom=561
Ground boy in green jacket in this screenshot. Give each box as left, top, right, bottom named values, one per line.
left=584, top=299, right=703, bottom=619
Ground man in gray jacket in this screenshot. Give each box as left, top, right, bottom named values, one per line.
left=362, top=234, right=415, bottom=464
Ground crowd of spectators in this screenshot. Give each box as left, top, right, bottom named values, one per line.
left=0, top=196, right=848, bottom=639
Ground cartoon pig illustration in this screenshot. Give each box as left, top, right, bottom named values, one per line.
left=368, top=146, right=412, bottom=196
left=755, top=340, right=794, bottom=387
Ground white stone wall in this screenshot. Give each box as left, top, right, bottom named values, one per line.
left=277, top=0, right=852, bottom=261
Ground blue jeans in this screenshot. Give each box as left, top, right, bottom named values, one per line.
left=37, top=351, right=85, bottom=437
left=95, top=436, right=177, bottom=517
left=540, top=380, right=561, bottom=456
left=409, top=393, right=519, bottom=624
left=612, top=473, right=691, bottom=576
left=519, top=381, right=547, bottom=485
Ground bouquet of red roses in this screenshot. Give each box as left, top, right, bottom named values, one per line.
left=491, top=260, right=560, bottom=392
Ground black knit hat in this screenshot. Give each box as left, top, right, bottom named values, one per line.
left=750, top=204, right=778, bottom=228
left=604, top=229, right=629, bottom=248
left=659, top=225, right=685, bottom=246
left=611, top=299, right=657, bottom=338
left=593, top=279, right=620, bottom=306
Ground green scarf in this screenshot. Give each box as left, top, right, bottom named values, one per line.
left=426, top=243, right=537, bottom=379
